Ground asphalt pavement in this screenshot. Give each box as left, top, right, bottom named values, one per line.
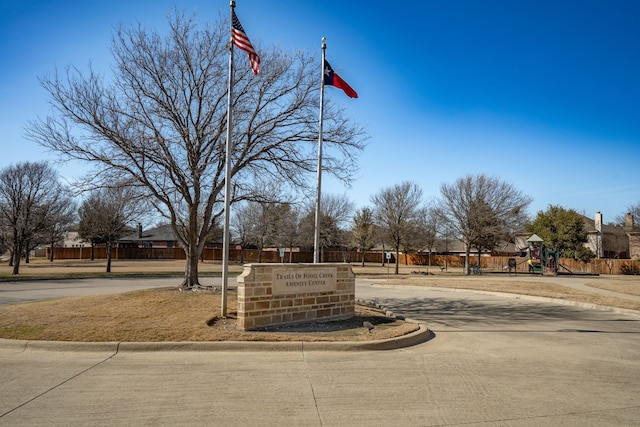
left=1, top=278, right=640, bottom=426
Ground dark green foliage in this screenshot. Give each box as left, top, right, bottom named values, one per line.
left=527, top=205, right=589, bottom=258
left=565, top=246, right=595, bottom=263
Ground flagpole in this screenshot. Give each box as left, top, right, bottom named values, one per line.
left=313, top=38, right=326, bottom=264
left=221, top=0, right=236, bottom=316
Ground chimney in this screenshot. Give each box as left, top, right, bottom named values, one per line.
left=624, top=213, right=635, bottom=231
left=138, top=223, right=143, bottom=238
left=595, top=212, right=603, bottom=233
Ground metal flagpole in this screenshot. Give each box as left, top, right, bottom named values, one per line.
left=313, top=38, right=327, bottom=264
left=221, top=0, right=236, bottom=316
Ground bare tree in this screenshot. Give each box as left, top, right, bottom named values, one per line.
left=371, top=182, right=425, bottom=274
left=235, top=200, right=280, bottom=263
left=38, top=190, right=76, bottom=262
left=0, top=162, right=65, bottom=274
left=616, top=201, right=640, bottom=226
left=21, top=187, right=76, bottom=264
left=436, top=222, right=457, bottom=271
left=268, top=202, right=301, bottom=262
left=299, top=193, right=354, bottom=261
left=351, top=206, right=375, bottom=267
left=77, top=187, right=145, bottom=272
left=231, top=181, right=295, bottom=262
left=26, top=12, right=365, bottom=288
left=231, top=202, right=254, bottom=264
left=412, top=206, right=439, bottom=266
left=437, top=174, right=531, bottom=275
left=395, top=206, right=442, bottom=266
left=0, top=223, right=10, bottom=257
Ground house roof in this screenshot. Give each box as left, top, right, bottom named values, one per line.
left=581, top=215, right=626, bottom=235
left=119, top=224, right=177, bottom=242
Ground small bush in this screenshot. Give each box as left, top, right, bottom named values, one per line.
left=620, top=263, right=640, bottom=275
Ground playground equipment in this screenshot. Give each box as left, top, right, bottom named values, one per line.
left=526, top=234, right=562, bottom=275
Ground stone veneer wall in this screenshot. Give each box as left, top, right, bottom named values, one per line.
left=236, top=263, right=355, bottom=331
left=628, top=232, right=640, bottom=260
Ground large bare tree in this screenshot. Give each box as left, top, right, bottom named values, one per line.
left=437, top=174, right=531, bottom=275
left=371, top=181, right=425, bottom=274
left=26, top=12, right=365, bottom=288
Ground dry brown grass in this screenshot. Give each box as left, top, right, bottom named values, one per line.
left=0, top=287, right=417, bottom=342
left=581, top=277, right=640, bottom=297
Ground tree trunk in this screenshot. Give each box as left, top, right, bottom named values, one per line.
left=182, top=243, right=201, bottom=289
left=12, top=243, right=22, bottom=275
left=464, top=244, right=471, bottom=275
left=106, top=241, right=112, bottom=273
left=361, top=250, right=365, bottom=267
left=90, top=243, right=95, bottom=261
left=395, top=247, right=400, bottom=275
left=49, top=242, right=55, bottom=262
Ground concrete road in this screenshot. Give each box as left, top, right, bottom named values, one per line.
left=0, top=277, right=205, bottom=306
left=1, top=278, right=640, bottom=426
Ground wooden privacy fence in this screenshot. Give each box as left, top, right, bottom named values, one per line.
left=403, top=254, right=640, bottom=275
left=50, top=247, right=188, bottom=260
left=47, top=247, right=639, bottom=275
left=48, top=247, right=369, bottom=264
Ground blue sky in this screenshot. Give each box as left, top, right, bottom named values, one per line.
left=1, top=0, right=639, bottom=224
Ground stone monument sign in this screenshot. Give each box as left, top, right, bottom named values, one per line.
left=236, top=263, right=355, bottom=330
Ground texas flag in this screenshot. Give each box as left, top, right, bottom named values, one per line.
left=323, top=60, right=358, bottom=98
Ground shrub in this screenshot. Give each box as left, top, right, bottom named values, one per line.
left=620, top=263, right=640, bottom=275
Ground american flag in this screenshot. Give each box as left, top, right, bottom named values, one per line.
left=232, top=10, right=260, bottom=75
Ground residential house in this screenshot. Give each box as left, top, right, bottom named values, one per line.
left=624, top=213, right=640, bottom=259
left=117, top=224, right=179, bottom=249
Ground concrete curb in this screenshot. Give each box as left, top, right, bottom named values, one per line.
left=0, top=323, right=431, bottom=353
